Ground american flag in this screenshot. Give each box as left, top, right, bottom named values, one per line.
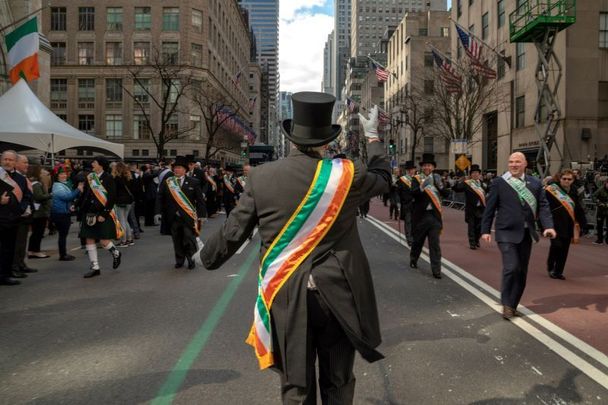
left=371, top=61, right=390, bottom=82
left=455, top=24, right=497, bottom=79
left=431, top=49, right=462, bottom=93
left=346, top=97, right=357, bottom=113
left=378, top=109, right=390, bottom=127
left=232, top=71, right=242, bottom=86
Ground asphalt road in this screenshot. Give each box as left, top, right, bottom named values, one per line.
left=1, top=215, right=606, bottom=404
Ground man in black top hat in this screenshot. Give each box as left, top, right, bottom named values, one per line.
left=158, top=156, right=206, bottom=269
left=397, top=160, right=417, bottom=246
left=409, top=153, right=450, bottom=278
left=200, top=92, right=390, bottom=404
left=452, top=164, right=487, bottom=249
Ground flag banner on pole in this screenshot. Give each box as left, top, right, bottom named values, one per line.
left=455, top=24, right=497, bottom=79
left=431, top=49, right=462, bottom=93
left=346, top=97, right=357, bottom=113
left=371, top=61, right=389, bottom=82
left=378, top=110, right=390, bottom=127
left=5, top=17, right=40, bottom=84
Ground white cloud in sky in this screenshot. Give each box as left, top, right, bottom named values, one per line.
left=279, top=1, right=334, bottom=94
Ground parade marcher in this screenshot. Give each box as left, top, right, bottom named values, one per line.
left=388, top=168, right=400, bottom=220
left=141, top=164, right=158, bottom=226
left=397, top=160, right=416, bottom=246
left=222, top=166, right=238, bottom=217
left=113, top=162, right=135, bottom=247
left=204, top=166, right=218, bottom=217
left=452, top=164, right=487, bottom=250
left=545, top=169, right=587, bottom=280
left=409, top=153, right=451, bottom=279
left=51, top=164, right=83, bottom=261
left=12, top=155, right=37, bottom=276
left=79, top=156, right=123, bottom=278
left=27, top=164, right=53, bottom=259
left=200, top=93, right=390, bottom=404
left=156, top=161, right=174, bottom=235
left=0, top=151, right=30, bottom=285
left=481, top=152, right=555, bottom=320
left=158, top=156, right=205, bottom=269
left=128, top=163, right=144, bottom=239
left=592, top=178, right=608, bottom=244
left=234, top=165, right=249, bottom=199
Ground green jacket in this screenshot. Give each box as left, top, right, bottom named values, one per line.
left=32, top=181, right=52, bottom=218
left=593, top=186, right=608, bottom=217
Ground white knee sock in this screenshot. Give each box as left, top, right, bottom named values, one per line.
left=86, top=244, right=99, bottom=268
left=104, top=241, right=119, bottom=257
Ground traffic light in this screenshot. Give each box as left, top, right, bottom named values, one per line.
left=388, top=139, right=396, bottom=155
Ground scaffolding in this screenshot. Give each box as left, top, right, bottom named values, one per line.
left=509, top=0, right=576, bottom=177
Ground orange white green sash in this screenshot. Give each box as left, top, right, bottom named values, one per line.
left=166, top=177, right=200, bottom=236
left=223, top=175, right=235, bottom=194
left=237, top=176, right=247, bottom=189
left=0, top=167, right=23, bottom=202
left=415, top=174, right=442, bottom=215
left=545, top=184, right=576, bottom=223
left=502, top=173, right=537, bottom=214
left=399, top=175, right=412, bottom=188
left=87, top=172, right=124, bottom=239
left=205, top=173, right=217, bottom=191
left=465, top=179, right=486, bottom=206
left=246, top=158, right=355, bottom=369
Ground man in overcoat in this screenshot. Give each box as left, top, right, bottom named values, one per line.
left=397, top=160, right=416, bottom=246
left=481, top=152, right=556, bottom=319
left=200, top=92, right=390, bottom=404
left=452, top=164, right=487, bottom=249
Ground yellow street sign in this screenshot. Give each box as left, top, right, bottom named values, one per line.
left=455, top=154, right=471, bottom=171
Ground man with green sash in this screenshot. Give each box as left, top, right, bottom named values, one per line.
left=453, top=164, right=487, bottom=250
left=397, top=160, right=416, bottom=246
left=481, top=152, right=556, bottom=319
left=200, top=92, right=391, bottom=404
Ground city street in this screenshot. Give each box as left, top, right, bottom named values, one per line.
left=1, top=207, right=607, bottom=404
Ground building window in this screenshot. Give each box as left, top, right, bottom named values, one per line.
left=106, top=115, right=123, bottom=139
left=51, top=42, right=66, bottom=65
left=497, top=0, right=505, bottom=29
left=497, top=52, right=506, bottom=80
left=78, top=115, right=95, bottom=135
left=107, top=7, right=123, bottom=31
left=133, top=79, right=150, bottom=104
left=170, top=149, right=177, bottom=157
left=424, top=80, right=434, bottom=95
left=162, top=42, right=179, bottom=65
left=163, top=8, right=180, bottom=31
left=482, top=12, right=489, bottom=40
left=105, top=79, right=123, bottom=103
left=79, top=7, right=95, bottom=31
left=600, top=13, right=608, bottom=48
left=105, top=42, right=123, bottom=65
left=78, top=79, right=95, bottom=103
left=142, top=149, right=149, bottom=156
left=418, top=28, right=428, bottom=36
left=516, top=43, right=526, bottom=70
left=133, top=42, right=150, bottom=65
left=457, top=0, right=462, bottom=18
left=165, top=115, right=179, bottom=137
left=599, top=82, right=608, bottom=117
left=164, top=80, right=181, bottom=103
left=78, top=42, right=94, bottom=65
left=132, top=149, right=140, bottom=157
left=133, top=115, right=151, bottom=139
left=192, top=9, right=203, bottom=33
left=190, top=115, right=201, bottom=140
left=135, top=7, right=152, bottom=31
left=51, top=7, right=66, bottom=31
left=440, top=27, right=449, bottom=37
left=424, top=136, right=434, bottom=153
left=50, top=79, right=67, bottom=108
left=515, top=96, right=525, bottom=128
left=191, top=43, right=203, bottom=67
left=424, top=53, right=434, bottom=67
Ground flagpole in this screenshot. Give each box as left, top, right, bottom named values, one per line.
left=366, top=55, right=398, bottom=79
left=450, top=18, right=511, bottom=67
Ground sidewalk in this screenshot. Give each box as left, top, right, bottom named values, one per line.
left=368, top=198, right=608, bottom=356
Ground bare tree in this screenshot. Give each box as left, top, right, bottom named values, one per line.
left=123, top=49, right=194, bottom=160
left=398, top=84, right=434, bottom=161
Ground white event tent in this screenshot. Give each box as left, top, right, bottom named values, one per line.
left=0, top=79, right=124, bottom=160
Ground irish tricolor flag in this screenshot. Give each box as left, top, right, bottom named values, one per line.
left=5, top=17, right=40, bottom=84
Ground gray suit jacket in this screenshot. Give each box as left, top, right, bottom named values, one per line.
left=201, top=142, right=391, bottom=386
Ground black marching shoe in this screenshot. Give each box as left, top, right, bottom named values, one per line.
left=187, top=257, right=196, bottom=270
left=112, top=250, right=122, bottom=269
left=0, top=278, right=21, bottom=286
left=409, top=260, right=418, bottom=269
left=83, top=269, right=100, bottom=278
left=469, top=245, right=477, bottom=250
left=549, top=272, right=566, bottom=280
left=59, top=254, right=76, bottom=261
left=175, top=261, right=184, bottom=269
left=11, top=271, right=27, bottom=278
left=433, top=273, right=442, bottom=279
left=21, top=267, right=38, bottom=273
left=476, top=242, right=481, bottom=248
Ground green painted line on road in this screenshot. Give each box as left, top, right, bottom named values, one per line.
left=152, top=246, right=259, bottom=405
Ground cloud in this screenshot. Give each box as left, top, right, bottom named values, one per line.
left=279, top=1, right=334, bottom=94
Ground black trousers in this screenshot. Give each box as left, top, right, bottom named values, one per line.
left=389, top=202, right=399, bottom=219
left=51, top=213, right=72, bottom=258
left=144, top=199, right=156, bottom=226
left=13, top=219, right=30, bottom=270
left=28, top=217, right=48, bottom=252
left=170, top=215, right=197, bottom=264
left=280, top=290, right=356, bottom=405
left=547, top=235, right=572, bottom=276
left=0, top=224, right=17, bottom=280
left=596, top=214, right=607, bottom=242
left=400, top=204, right=413, bottom=245
left=497, top=232, right=533, bottom=309
left=467, top=215, right=482, bottom=247
left=410, top=212, right=442, bottom=276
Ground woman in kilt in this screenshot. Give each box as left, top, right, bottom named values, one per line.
left=79, top=156, right=122, bottom=278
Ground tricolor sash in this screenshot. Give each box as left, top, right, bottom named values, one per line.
left=246, top=158, right=355, bottom=369
left=399, top=175, right=412, bottom=188
left=237, top=176, right=247, bottom=189
left=502, top=173, right=537, bottom=214
left=223, top=175, right=235, bottom=194
left=415, top=174, right=442, bottom=215
left=546, top=184, right=580, bottom=242
left=87, top=172, right=125, bottom=239
left=205, top=173, right=217, bottom=191
left=465, top=179, right=486, bottom=206
left=166, top=177, right=200, bottom=236
left=0, top=167, right=23, bottom=202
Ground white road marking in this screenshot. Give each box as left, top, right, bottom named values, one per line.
left=365, top=215, right=608, bottom=390
left=236, top=228, right=258, bottom=255
left=532, top=366, right=543, bottom=375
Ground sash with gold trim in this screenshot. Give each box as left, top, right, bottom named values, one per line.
left=502, top=173, right=537, bottom=215
left=415, top=174, right=442, bottom=215
left=399, top=175, right=412, bottom=188
left=166, top=177, right=200, bottom=236
left=0, top=167, right=23, bottom=202
left=87, top=172, right=124, bottom=239
left=546, top=183, right=580, bottom=242
left=205, top=173, right=217, bottom=192
left=223, top=175, right=236, bottom=194
left=465, top=179, right=486, bottom=206
left=246, top=158, right=355, bottom=369
left=237, top=176, right=247, bottom=189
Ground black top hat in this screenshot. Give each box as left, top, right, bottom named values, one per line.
left=172, top=156, right=189, bottom=170
left=420, top=153, right=436, bottom=167
left=281, top=92, right=342, bottom=147
left=93, top=156, right=110, bottom=172
left=404, top=160, right=416, bottom=170
left=470, top=164, right=481, bottom=173
left=185, top=154, right=196, bottom=164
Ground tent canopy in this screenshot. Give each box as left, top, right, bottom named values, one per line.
left=0, top=80, right=124, bottom=158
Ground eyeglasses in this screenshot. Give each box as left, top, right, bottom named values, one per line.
left=561, top=178, right=574, bottom=181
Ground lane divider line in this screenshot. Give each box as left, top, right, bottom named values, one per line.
left=364, top=215, right=608, bottom=389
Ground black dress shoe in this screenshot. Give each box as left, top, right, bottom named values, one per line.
left=433, top=273, right=442, bottom=279
left=11, top=271, right=27, bottom=278
left=469, top=245, right=477, bottom=250
left=83, top=269, right=100, bottom=278
left=549, top=272, right=566, bottom=280
left=175, top=262, right=184, bottom=269
left=112, top=251, right=122, bottom=269
left=476, top=242, right=481, bottom=248
left=59, top=254, right=76, bottom=261
left=187, top=258, right=196, bottom=270
left=21, top=267, right=38, bottom=273
left=409, top=260, right=417, bottom=269
left=0, top=278, right=21, bottom=286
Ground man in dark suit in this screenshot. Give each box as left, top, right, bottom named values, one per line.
left=141, top=164, right=157, bottom=226
left=452, top=164, right=487, bottom=249
left=481, top=152, right=556, bottom=319
left=397, top=160, right=416, bottom=246
left=200, top=93, right=390, bottom=404
left=11, top=154, right=37, bottom=277
left=158, top=156, right=205, bottom=269
left=409, top=153, right=451, bottom=279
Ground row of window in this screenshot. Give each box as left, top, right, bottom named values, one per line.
left=50, top=7, right=202, bottom=33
